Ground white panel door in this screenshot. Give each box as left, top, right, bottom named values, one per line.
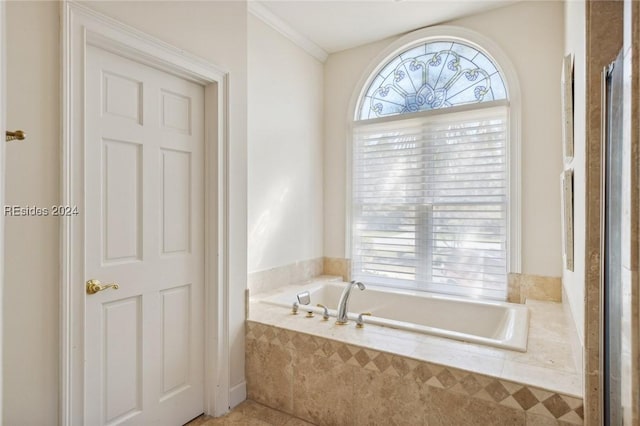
left=85, top=45, right=205, bottom=426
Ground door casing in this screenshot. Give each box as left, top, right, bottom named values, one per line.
left=60, top=3, right=231, bottom=424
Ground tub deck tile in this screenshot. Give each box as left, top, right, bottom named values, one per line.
left=249, top=296, right=582, bottom=399
left=248, top=291, right=584, bottom=425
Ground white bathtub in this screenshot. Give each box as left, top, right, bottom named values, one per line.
left=259, top=281, right=529, bottom=352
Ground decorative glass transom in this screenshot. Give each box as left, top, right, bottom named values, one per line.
left=358, top=41, right=508, bottom=120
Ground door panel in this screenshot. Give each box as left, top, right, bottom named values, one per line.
left=103, top=139, right=142, bottom=263
left=103, top=296, right=142, bottom=423
left=160, top=90, right=192, bottom=133
left=160, top=284, right=191, bottom=397
left=161, top=149, right=191, bottom=254
left=85, top=45, right=205, bottom=426
left=103, top=72, right=142, bottom=123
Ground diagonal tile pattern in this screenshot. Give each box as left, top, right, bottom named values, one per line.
left=246, top=321, right=585, bottom=425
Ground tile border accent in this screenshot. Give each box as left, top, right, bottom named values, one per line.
left=246, top=321, right=584, bottom=425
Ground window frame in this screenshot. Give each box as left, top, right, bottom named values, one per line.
left=345, top=26, right=522, bottom=289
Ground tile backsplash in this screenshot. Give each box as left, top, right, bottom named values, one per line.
left=322, top=257, right=350, bottom=282
left=248, top=258, right=324, bottom=295
left=508, top=273, right=562, bottom=304
left=250, top=259, right=563, bottom=306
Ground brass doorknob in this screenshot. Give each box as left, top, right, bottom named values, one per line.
left=5, top=130, right=26, bottom=142
left=86, top=279, right=119, bottom=295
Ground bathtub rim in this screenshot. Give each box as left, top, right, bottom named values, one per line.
left=255, top=280, right=530, bottom=352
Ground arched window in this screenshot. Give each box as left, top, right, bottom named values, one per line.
left=358, top=41, right=507, bottom=120
left=351, top=31, right=518, bottom=301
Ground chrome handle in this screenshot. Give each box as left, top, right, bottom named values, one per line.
left=86, top=279, right=119, bottom=295
left=356, top=312, right=372, bottom=328
left=317, top=304, right=330, bottom=321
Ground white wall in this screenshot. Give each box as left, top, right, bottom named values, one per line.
left=247, top=15, right=324, bottom=273
left=4, top=2, right=248, bottom=424
left=0, top=1, right=7, bottom=423
left=324, top=36, right=391, bottom=265
left=5, top=3, right=60, bottom=424
left=324, top=1, right=565, bottom=279
left=563, top=0, right=586, bottom=347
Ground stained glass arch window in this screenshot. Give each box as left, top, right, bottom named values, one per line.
left=357, top=40, right=508, bottom=120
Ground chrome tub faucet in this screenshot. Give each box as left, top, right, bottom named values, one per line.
left=336, top=280, right=365, bottom=325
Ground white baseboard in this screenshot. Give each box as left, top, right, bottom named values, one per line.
left=229, top=381, right=247, bottom=409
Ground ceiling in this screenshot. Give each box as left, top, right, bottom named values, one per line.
left=253, top=0, right=521, bottom=54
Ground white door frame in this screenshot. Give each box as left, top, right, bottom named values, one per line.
left=60, top=2, right=231, bottom=424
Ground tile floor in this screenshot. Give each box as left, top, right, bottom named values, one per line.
left=185, top=400, right=315, bottom=426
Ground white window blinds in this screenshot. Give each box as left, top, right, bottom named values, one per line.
left=351, top=104, right=509, bottom=300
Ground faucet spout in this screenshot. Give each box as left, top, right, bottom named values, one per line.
left=336, top=280, right=366, bottom=325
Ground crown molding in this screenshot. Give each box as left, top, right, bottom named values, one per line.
left=248, top=1, right=329, bottom=63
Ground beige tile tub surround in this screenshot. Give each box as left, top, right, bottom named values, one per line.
left=508, top=273, right=563, bottom=304
left=248, top=258, right=324, bottom=295
left=248, top=257, right=352, bottom=295
left=246, top=321, right=584, bottom=425
left=322, top=257, right=351, bottom=282
left=251, top=287, right=583, bottom=397
left=320, top=265, right=562, bottom=305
